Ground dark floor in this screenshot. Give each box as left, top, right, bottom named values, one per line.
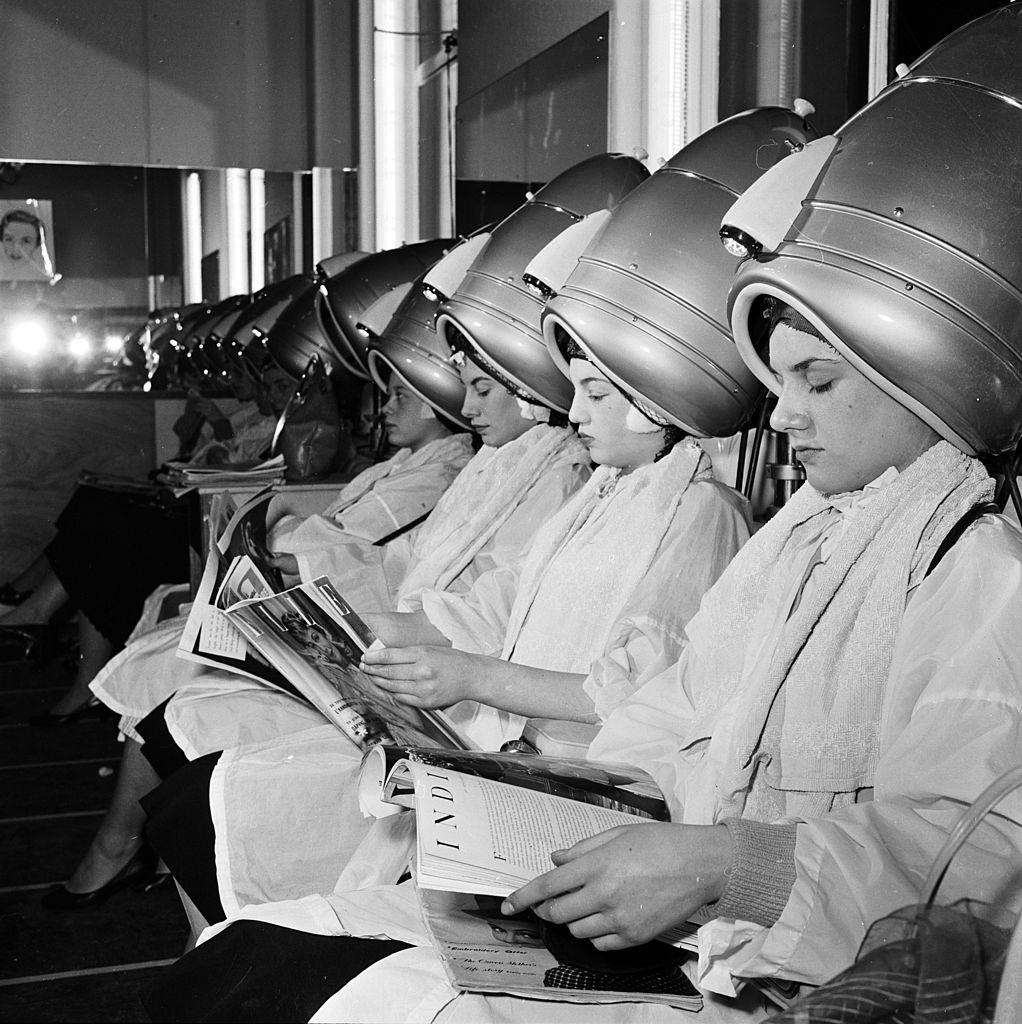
left=0, top=645, right=189, bottom=1022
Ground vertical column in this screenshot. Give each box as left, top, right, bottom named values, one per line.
left=358, top=0, right=376, bottom=251
left=374, top=0, right=419, bottom=250
left=224, top=167, right=249, bottom=296
left=867, top=0, right=891, bottom=99
left=610, top=0, right=721, bottom=167
left=436, top=0, right=458, bottom=239
left=249, top=169, right=266, bottom=293
left=756, top=0, right=802, bottom=107
left=312, top=166, right=335, bottom=267
left=608, top=0, right=648, bottom=158
left=182, top=171, right=203, bottom=303
left=681, top=0, right=721, bottom=144
left=292, top=170, right=305, bottom=275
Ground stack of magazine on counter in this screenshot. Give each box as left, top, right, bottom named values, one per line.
left=160, top=453, right=287, bottom=491
left=179, top=492, right=798, bottom=1013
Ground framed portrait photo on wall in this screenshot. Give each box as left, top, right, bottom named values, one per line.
left=0, top=199, right=57, bottom=282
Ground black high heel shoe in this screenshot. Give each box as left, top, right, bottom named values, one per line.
left=28, top=698, right=115, bottom=728
left=41, top=844, right=160, bottom=910
left=0, top=623, right=48, bottom=662
left=0, top=582, right=31, bottom=606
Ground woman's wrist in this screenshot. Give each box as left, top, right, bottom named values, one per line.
left=708, top=819, right=797, bottom=927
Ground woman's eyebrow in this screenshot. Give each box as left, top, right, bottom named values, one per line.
left=577, top=375, right=610, bottom=387
left=468, top=374, right=491, bottom=388
left=769, top=356, right=843, bottom=375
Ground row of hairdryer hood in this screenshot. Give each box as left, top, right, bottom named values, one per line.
left=123, top=3, right=1022, bottom=514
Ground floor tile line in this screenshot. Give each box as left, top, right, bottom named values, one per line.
left=0, top=959, right=178, bottom=987
left=0, top=686, right=66, bottom=695
left=0, top=809, right=105, bottom=824
left=0, top=757, right=115, bottom=771
left=0, top=881, right=56, bottom=893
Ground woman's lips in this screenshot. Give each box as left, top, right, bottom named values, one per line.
left=792, top=446, right=821, bottom=463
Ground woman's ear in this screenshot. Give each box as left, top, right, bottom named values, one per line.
left=624, top=403, right=662, bottom=434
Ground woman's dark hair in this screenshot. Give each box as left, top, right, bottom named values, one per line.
left=654, top=424, right=686, bottom=462
left=446, top=322, right=557, bottom=418
left=553, top=327, right=587, bottom=365
left=554, top=324, right=686, bottom=460
left=760, top=298, right=828, bottom=344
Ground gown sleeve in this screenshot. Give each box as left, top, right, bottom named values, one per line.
left=418, top=563, right=522, bottom=656
left=701, top=517, right=1022, bottom=988
left=583, top=481, right=752, bottom=720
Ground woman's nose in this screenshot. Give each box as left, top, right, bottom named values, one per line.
left=461, top=394, right=479, bottom=419
left=769, top=389, right=810, bottom=434
left=567, top=392, right=586, bottom=424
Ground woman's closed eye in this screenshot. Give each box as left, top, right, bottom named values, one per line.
left=807, top=379, right=835, bottom=395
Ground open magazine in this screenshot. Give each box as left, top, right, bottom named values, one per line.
left=357, top=746, right=801, bottom=1012
left=358, top=745, right=705, bottom=1009
left=358, top=745, right=669, bottom=895
left=177, top=490, right=472, bottom=752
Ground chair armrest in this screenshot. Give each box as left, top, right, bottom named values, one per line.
left=521, top=719, right=599, bottom=759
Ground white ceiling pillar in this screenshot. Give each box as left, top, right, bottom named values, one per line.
left=609, top=0, right=720, bottom=170
left=373, top=0, right=419, bottom=249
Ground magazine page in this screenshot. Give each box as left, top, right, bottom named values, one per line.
left=418, top=888, right=701, bottom=1010
left=403, top=763, right=655, bottom=897
left=357, top=744, right=668, bottom=822
left=222, top=581, right=474, bottom=753
left=176, top=489, right=294, bottom=691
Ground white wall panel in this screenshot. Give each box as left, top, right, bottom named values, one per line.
left=0, top=0, right=149, bottom=164
left=0, top=0, right=354, bottom=172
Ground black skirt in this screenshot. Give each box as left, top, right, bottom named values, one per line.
left=141, top=747, right=225, bottom=925
left=143, top=922, right=410, bottom=1023
left=45, top=483, right=192, bottom=647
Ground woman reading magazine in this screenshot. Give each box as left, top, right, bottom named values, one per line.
left=140, top=325, right=750, bottom=928
left=148, top=55, right=1022, bottom=1020
left=42, top=300, right=587, bottom=910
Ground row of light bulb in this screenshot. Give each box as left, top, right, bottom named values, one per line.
left=4, top=317, right=125, bottom=361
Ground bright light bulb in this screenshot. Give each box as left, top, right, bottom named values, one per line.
left=10, top=318, right=49, bottom=358
left=69, top=333, right=93, bottom=359
left=104, top=333, right=125, bottom=353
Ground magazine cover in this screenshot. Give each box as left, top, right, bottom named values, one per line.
left=418, top=888, right=702, bottom=1010
left=358, top=744, right=669, bottom=820
left=223, top=578, right=472, bottom=752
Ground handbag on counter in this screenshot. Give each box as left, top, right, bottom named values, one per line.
left=271, top=355, right=342, bottom=482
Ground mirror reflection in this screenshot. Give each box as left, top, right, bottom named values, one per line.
left=0, top=161, right=305, bottom=392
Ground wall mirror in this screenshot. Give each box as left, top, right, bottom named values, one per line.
left=0, top=160, right=308, bottom=392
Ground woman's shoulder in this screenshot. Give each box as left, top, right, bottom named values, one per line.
left=684, top=475, right=753, bottom=527
left=925, top=511, right=1022, bottom=584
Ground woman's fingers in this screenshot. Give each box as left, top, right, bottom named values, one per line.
left=362, top=646, right=431, bottom=667
left=503, top=857, right=592, bottom=917
left=549, top=828, right=622, bottom=864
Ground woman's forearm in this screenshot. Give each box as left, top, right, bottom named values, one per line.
left=473, top=662, right=597, bottom=723
left=362, top=610, right=451, bottom=648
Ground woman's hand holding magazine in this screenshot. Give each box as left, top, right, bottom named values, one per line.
left=502, top=821, right=733, bottom=951
left=361, top=645, right=490, bottom=708
left=359, top=745, right=707, bottom=1008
